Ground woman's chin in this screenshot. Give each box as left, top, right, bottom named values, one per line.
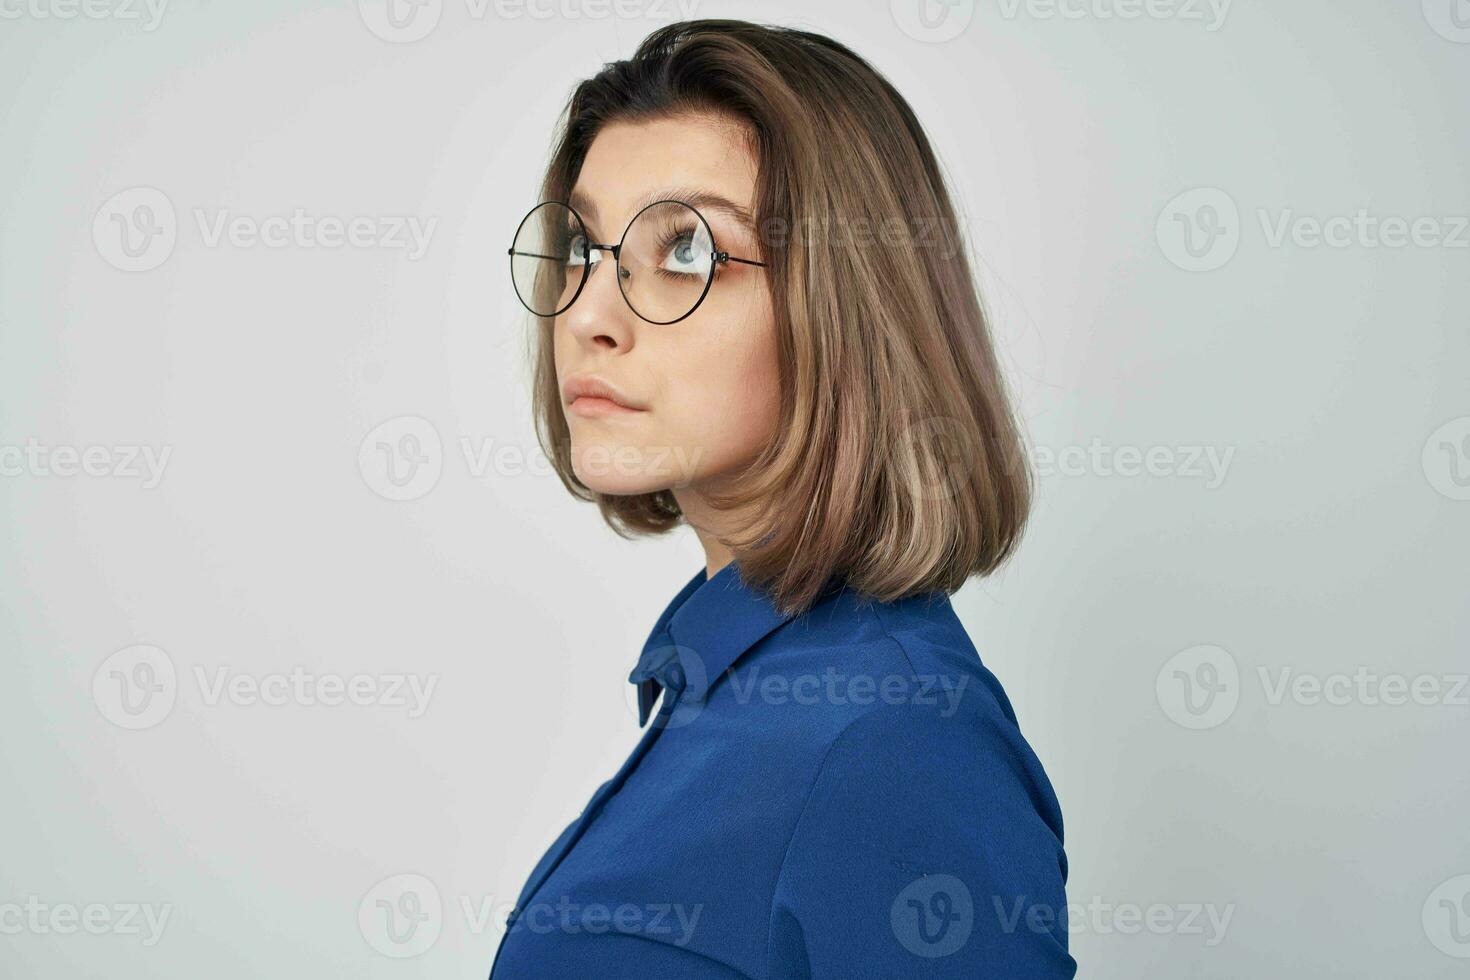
left=569, top=441, right=704, bottom=494
left=569, top=459, right=667, bottom=497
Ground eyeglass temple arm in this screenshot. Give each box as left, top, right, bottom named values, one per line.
left=507, top=241, right=618, bottom=255
left=716, top=252, right=766, bottom=268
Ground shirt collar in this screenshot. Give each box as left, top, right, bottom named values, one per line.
left=628, top=562, right=825, bottom=727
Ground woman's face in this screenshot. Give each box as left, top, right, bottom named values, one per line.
left=553, top=113, right=778, bottom=500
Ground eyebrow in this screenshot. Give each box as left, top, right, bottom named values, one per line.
left=567, top=186, right=756, bottom=238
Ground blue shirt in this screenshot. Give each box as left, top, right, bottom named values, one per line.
left=489, top=562, right=1075, bottom=979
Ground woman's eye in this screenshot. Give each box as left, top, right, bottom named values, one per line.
left=566, top=233, right=591, bottom=266
left=662, top=232, right=710, bottom=276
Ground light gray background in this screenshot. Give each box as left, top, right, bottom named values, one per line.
left=2, top=0, right=1467, bottom=976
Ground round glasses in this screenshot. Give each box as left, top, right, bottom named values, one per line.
left=508, top=199, right=766, bottom=325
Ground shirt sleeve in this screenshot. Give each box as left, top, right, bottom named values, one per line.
left=765, top=689, right=1076, bottom=979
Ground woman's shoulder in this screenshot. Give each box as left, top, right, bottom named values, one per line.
left=791, top=585, right=1033, bottom=738
left=763, top=588, right=1075, bottom=976
left=765, top=585, right=1065, bottom=828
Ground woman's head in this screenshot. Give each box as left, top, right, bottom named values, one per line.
left=544, top=110, right=780, bottom=514
left=526, top=19, right=1031, bottom=615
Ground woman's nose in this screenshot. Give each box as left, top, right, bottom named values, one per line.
left=562, top=250, right=635, bottom=348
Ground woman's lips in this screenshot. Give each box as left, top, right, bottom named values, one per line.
left=568, top=396, right=646, bottom=419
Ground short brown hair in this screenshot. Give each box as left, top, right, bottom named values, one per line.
left=528, top=19, right=1032, bottom=616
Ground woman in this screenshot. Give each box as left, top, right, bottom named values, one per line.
left=491, top=19, right=1075, bottom=979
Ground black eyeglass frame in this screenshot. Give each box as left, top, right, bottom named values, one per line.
left=508, top=198, right=767, bottom=325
